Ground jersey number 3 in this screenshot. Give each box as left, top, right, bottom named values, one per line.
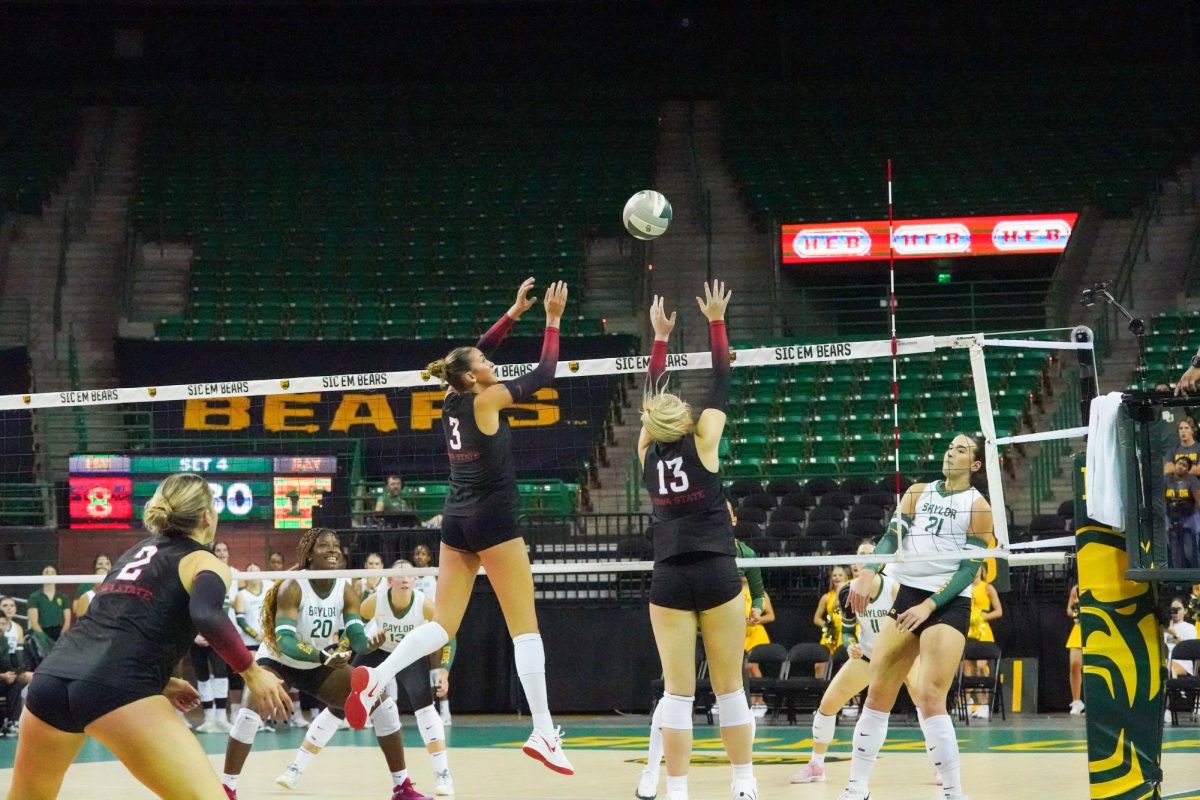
left=656, top=458, right=690, bottom=495
left=448, top=417, right=462, bottom=450
left=116, top=545, right=159, bottom=581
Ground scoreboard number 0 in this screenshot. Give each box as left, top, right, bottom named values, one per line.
left=208, top=481, right=254, bottom=517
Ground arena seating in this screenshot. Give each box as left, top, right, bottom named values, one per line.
left=723, top=73, right=1200, bottom=224
left=1145, top=309, right=1200, bottom=385
left=0, top=98, right=77, bottom=215
left=134, top=88, right=656, bottom=341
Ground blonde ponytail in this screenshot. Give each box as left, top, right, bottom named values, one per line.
left=641, top=391, right=694, bottom=443
left=143, top=473, right=212, bottom=537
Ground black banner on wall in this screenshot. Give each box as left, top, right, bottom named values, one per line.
left=115, top=336, right=636, bottom=481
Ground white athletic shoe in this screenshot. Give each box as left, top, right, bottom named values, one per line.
left=1069, top=700, right=1085, bottom=715
left=275, top=765, right=302, bottom=790
left=971, top=705, right=990, bottom=720
left=213, top=717, right=233, bottom=733
left=521, top=726, right=574, bottom=775
left=636, top=767, right=659, bottom=799
left=195, top=719, right=223, bottom=734
left=750, top=703, right=768, bottom=719
left=790, top=762, right=826, bottom=783
left=433, top=770, right=454, bottom=796
left=730, top=777, right=758, bottom=800
left=345, top=666, right=383, bottom=729
left=836, top=789, right=870, bottom=800
left=666, top=791, right=688, bottom=800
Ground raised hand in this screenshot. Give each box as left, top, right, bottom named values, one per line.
left=509, top=277, right=539, bottom=319
left=650, top=295, right=676, bottom=341
left=543, top=280, right=568, bottom=325
left=695, top=279, right=731, bottom=322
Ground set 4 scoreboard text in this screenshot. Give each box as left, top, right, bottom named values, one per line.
left=68, top=454, right=335, bottom=530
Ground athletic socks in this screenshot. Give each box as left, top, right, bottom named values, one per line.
left=221, top=774, right=238, bottom=790
left=291, top=748, right=315, bottom=773
left=513, top=633, right=554, bottom=732
left=920, top=713, right=963, bottom=799
left=392, top=769, right=409, bottom=787
left=647, top=699, right=665, bottom=769
left=431, top=749, right=449, bottom=775
left=846, top=707, right=890, bottom=793
left=666, top=775, right=688, bottom=795
left=732, top=762, right=754, bottom=781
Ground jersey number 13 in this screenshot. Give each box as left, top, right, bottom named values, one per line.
left=656, top=458, right=690, bottom=495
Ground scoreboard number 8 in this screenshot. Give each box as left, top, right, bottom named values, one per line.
left=209, top=482, right=254, bottom=517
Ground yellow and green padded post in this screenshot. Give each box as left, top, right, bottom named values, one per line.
left=1073, top=453, right=1164, bottom=800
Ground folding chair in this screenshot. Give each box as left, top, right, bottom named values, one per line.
left=956, top=640, right=1005, bottom=723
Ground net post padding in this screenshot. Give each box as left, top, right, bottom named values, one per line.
left=964, top=336, right=1010, bottom=549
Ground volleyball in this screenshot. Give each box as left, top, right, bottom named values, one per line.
left=622, top=190, right=672, bottom=240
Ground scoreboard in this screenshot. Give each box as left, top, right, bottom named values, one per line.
left=69, top=454, right=336, bottom=530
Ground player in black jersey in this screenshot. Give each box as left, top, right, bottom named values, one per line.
left=7, top=473, right=291, bottom=800
left=636, top=282, right=757, bottom=800
left=347, top=278, right=574, bottom=776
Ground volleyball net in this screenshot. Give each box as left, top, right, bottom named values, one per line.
left=0, top=326, right=1093, bottom=605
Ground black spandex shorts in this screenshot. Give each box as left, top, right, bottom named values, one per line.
left=256, top=656, right=338, bottom=699
left=354, top=648, right=437, bottom=711
left=649, top=552, right=742, bottom=612
left=440, top=509, right=520, bottom=554
left=889, top=583, right=972, bottom=637
left=189, top=641, right=227, bottom=681
left=25, top=673, right=158, bottom=733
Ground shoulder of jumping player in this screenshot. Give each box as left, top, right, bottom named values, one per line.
left=360, top=591, right=378, bottom=619
left=967, top=494, right=995, bottom=542
left=274, top=579, right=303, bottom=616
left=178, top=549, right=231, bottom=593
left=899, top=482, right=927, bottom=515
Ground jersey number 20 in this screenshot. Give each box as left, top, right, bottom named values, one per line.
left=309, top=618, right=334, bottom=639
left=656, top=458, right=690, bottom=495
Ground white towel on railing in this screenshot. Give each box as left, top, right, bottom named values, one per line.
left=1085, top=391, right=1125, bottom=529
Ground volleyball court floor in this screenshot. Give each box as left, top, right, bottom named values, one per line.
left=1, top=713, right=1197, bottom=799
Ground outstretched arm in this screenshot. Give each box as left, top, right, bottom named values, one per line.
left=646, top=294, right=675, bottom=394
left=476, top=277, right=539, bottom=355
left=480, top=281, right=568, bottom=410
left=695, top=280, right=732, bottom=453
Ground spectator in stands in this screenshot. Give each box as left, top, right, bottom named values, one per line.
left=1188, top=583, right=1200, bottom=624
left=1165, top=455, right=1200, bottom=569
left=26, top=566, right=70, bottom=641
left=1066, top=584, right=1084, bottom=715
left=964, top=566, right=1003, bottom=719
left=1165, top=597, right=1197, bottom=678
left=0, top=615, right=25, bottom=733
left=0, top=597, right=25, bottom=651
left=1164, top=417, right=1200, bottom=475
left=357, top=552, right=386, bottom=600
left=268, top=551, right=286, bottom=572
left=375, top=473, right=411, bottom=518
left=813, top=566, right=848, bottom=679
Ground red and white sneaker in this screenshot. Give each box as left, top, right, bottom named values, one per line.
left=346, top=666, right=383, bottom=730
left=522, top=726, right=574, bottom=775
left=223, top=785, right=237, bottom=800
left=392, top=778, right=434, bottom=800
left=790, top=761, right=826, bottom=783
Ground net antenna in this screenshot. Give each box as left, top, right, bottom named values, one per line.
left=886, top=159, right=904, bottom=559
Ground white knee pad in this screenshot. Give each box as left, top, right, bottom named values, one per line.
left=370, top=696, right=403, bottom=738
left=230, top=708, right=262, bottom=744
left=197, top=680, right=213, bottom=703
left=212, top=677, right=229, bottom=699
left=304, top=709, right=343, bottom=750
left=716, top=689, right=753, bottom=729
left=812, top=710, right=836, bottom=744
left=659, top=693, right=695, bottom=730
left=414, top=704, right=445, bottom=746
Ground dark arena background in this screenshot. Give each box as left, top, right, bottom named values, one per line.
left=1, top=2, right=1199, bottom=799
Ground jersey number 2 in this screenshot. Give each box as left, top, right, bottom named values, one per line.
left=448, top=417, right=462, bottom=450
left=656, top=458, right=690, bottom=495
left=115, top=545, right=159, bottom=581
